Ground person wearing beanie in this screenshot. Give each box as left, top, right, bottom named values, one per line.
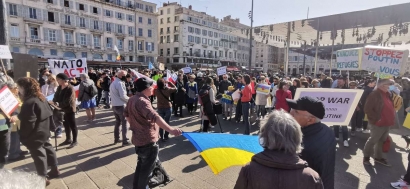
left=124, top=77, right=182, bottom=188
left=52, top=73, right=78, bottom=149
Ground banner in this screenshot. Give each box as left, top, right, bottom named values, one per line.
left=182, top=67, right=192, bottom=74
left=293, top=88, right=363, bottom=126
left=336, top=48, right=361, bottom=70
left=255, top=84, right=271, bottom=95
left=0, top=86, right=19, bottom=118
left=0, top=45, right=12, bottom=59
left=217, top=66, right=227, bottom=76
left=361, top=47, right=409, bottom=77
left=48, top=58, right=87, bottom=78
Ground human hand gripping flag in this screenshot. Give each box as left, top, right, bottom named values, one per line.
left=182, top=132, right=263, bottom=174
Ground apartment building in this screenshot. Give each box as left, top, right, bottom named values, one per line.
left=251, top=42, right=282, bottom=73
left=157, top=2, right=250, bottom=70
left=6, top=0, right=157, bottom=65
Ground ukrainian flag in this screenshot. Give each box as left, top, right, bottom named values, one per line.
left=183, top=132, right=263, bottom=174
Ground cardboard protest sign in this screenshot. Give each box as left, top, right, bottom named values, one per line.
left=182, top=67, right=192, bottom=74
left=217, top=66, right=227, bottom=76
left=48, top=58, right=88, bottom=78
left=255, top=84, right=271, bottom=95
left=336, top=48, right=361, bottom=70
left=294, top=88, right=363, bottom=126
left=0, top=45, right=12, bottom=59
left=361, top=47, right=409, bottom=77
left=0, top=86, right=19, bottom=118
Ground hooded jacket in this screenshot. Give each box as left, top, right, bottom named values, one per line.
left=18, top=97, right=53, bottom=149
left=235, top=150, right=323, bottom=189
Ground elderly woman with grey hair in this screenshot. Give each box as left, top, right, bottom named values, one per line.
left=78, top=73, right=97, bottom=122
left=234, top=110, right=323, bottom=189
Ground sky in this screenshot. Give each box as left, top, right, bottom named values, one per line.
left=149, top=0, right=409, bottom=26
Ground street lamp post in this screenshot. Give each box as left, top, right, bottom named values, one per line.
left=248, top=0, right=254, bottom=73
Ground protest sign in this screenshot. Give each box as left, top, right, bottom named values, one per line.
left=48, top=58, right=88, bottom=78
left=294, top=88, right=363, bottom=126
left=0, top=86, right=19, bottom=118
left=232, top=89, right=241, bottom=101
left=361, top=47, right=409, bottom=77
left=217, top=66, right=227, bottom=76
left=0, top=45, right=12, bottom=59
left=182, top=67, right=192, bottom=74
left=336, top=48, right=361, bottom=70
left=255, top=84, right=271, bottom=95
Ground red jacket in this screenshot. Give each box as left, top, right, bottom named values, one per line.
left=241, top=84, right=252, bottom=102
left=275, top=89, right=292, bottom=112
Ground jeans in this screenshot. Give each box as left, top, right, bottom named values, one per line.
left=403, top=152, right=410, bottom=183
left=8, top=131, right=22, bottom=159
left=202, top=120, right=210, bottom=132
left=103, top=91, right=110, bottom=107
left=363, top=123, right=390, bottom=159
left=224, top=103, right=233, bottom=118
left=256, top=105, right=266, bottom=118
left=242, top=102, right=251, bottom=135
left=112, top=106, right=128, bottom=142
left=63, top=112, right=78, bottom=143
left=0, top=129, right=10, bottom=168
left=333, top=125, right=348, bottom=141
left=157, top=108, right=171, bottom=139
left=27, top=141, right=58, bottom=176
left=350, top=110, right=363, bottom=132
left=133, top=143, right=166, bottom=189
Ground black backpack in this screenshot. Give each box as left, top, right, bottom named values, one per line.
left=85, top=83, right=98, bottom=97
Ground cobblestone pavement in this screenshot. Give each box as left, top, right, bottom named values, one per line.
left=5, top=107, right=410, bottom=189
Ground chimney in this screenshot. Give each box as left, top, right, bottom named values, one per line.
left=188, top=5, right=192, bottom=10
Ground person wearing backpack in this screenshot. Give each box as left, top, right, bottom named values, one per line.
left=78, top=73, right=98, bottom=122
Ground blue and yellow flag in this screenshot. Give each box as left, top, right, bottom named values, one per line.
left=183, top=132, right=263, bottom=174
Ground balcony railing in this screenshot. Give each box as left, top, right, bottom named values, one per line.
left=27, top=37, right=41, bottom=43
left=10, top=37, right=20, bottom=42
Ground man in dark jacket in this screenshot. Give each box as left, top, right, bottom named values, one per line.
left=287, top=97, right=336, bottom=189
left=218, top=74, right=232, bottom=95
left=101, top=72, right=111, bottom=109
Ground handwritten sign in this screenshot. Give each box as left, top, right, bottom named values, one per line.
left=336, top=48, right=361, bottom=70
left=48, top=58, right=88, bottom=78
left=182, top=67, right=192, bottom=74
left=0, top=86, right=19, bottom=118
left=255, top=84, right=271, bottom=95
left=0, top=45, right=12, bottom=59
left=294, top=88, right=363, bottom=126
left=361, top=47, right=409, bottom=77
left=217, top=66, right=227, bottom=76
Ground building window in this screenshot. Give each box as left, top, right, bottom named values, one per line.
left=167, top=17, right=170, bottom=23
left=160, top=36, right=163, bottom=43
left=195, top=37, right=200, bottom=44
left=106, top=23, right=111, bottom=32
left=48, top=30, right=56, bottom=41
left=92, top=7, right=98, bottom=14
left=174, top=47, right=179, bottom=54
left=93, top=36, right=100, bottom=47
left=167, top=8, right=170, bottom=14
left=30, top=27, right=38, bottom=39
left=29, top=8, right=37, bottom=19
left=116, top=12, right=123, bottom=20
left=93, top=20, right=99, bottom=30
left=195, top=28, right=200, bottom=34
left=148, top=30, right=152, bottom=37
left=64, top=31, right=73, bottom=43
left=160, top=49, right=163, bottom=56
left=138, top=28, right=143, bottom=36
left=166, top=27, right=170, bottom=34
left=129, top=56, right=133, bottom=61
left=138, top=41, right=143, bottom=50
left=138, top=17, right=143, bottom=23
left=166, top=36, right=170, bottom=43
left=174, top=16, right=179, bottom=22
left=47, top=12, right=55, bottom=22
left=65, top=15, right=71, bottom=25
left=106, top=37, right=112, bottom=48
left=12, top=47, right=19, bottom=53
left=188, top=35, right=194, bottom=43
left=107, top=54, right=112, bottom=60
left=174, top=26, right=179, bottom=32
left=160, top=18, right=163, bottom=24
left=10, top=24, right=19, bottom=38
left=202, top=30, right=207, bottom=36
left=202, top=38, right=207, bottom=44
left=64, top=0, right=70, bottom=7
left=208, top=31, right=213, bottom=37
left=160, top=10, right=163, bottom=15
left=188, top=27, right=194, bottom=33
left=79, top=18, right=85, bottom=28
left=50, top=49, right=57, bottom=56
left=105, top=10, right=111, bottom=17
left=128, top=40, right=134, bottom=51
left=174, top=35, right=179, bottom=42
left=79, top=3, right=85, bottom=11
left=127, top=14, right=133, bottom=22
left=81, top=52, right=87, bottom=58
left=117, top=39, right=123, bottom=49
left=9, top=4, right=17, bottom=16
left=128, top=27, right=134, bottom=36
left=148, top=18, right=152, bottom=24
left=167, top=48, right=170, bottom=56
left=47, top=0, right=53, bottom=4
left=80, top=34, right=86, bottom=45
left=117, top=25, right=123, bottom=33
left=208, top=39, right=212, bottom=45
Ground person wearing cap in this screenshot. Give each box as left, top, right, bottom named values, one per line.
left=363, top=79, right=396, bottom=167
left=124, top=77, right=182, bottom=189
left=52, top=73, right=78, bottom=149
left=287, top=96, right=336, bottom=189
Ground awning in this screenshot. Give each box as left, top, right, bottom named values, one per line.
left=227, top=66, right=240, bottom=71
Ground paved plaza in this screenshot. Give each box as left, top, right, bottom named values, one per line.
left=5, top=106, right=410, bottom=189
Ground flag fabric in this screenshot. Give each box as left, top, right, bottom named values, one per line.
left=131, top=69, right=157, bottom=87
left=148, top=62, right=154, bottom=70
left=166, top=70, right=177, bottom=84
left=114, top=45, right=121, bottom=61
left=182, top=132, right=263, bottom=174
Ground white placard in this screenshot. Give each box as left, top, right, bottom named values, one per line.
left=361, top=47, right=409, bottom=77
left=182, top=67, right=192, bottom=74
left=293, top=88, right=364, bottom=126
left=336, top=48, right=361, bottom=70
left=217, top=66, right=227, bottom=76
left=0, top=86, right=19, bottom=117
left=48, top=58, right=88, bottom=78
left=0, top=45, right=12, bottom=59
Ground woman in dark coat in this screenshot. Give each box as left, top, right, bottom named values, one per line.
left=17, top=77, right=59, bottom=186
left=174, top=73, right=186, bottom=117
